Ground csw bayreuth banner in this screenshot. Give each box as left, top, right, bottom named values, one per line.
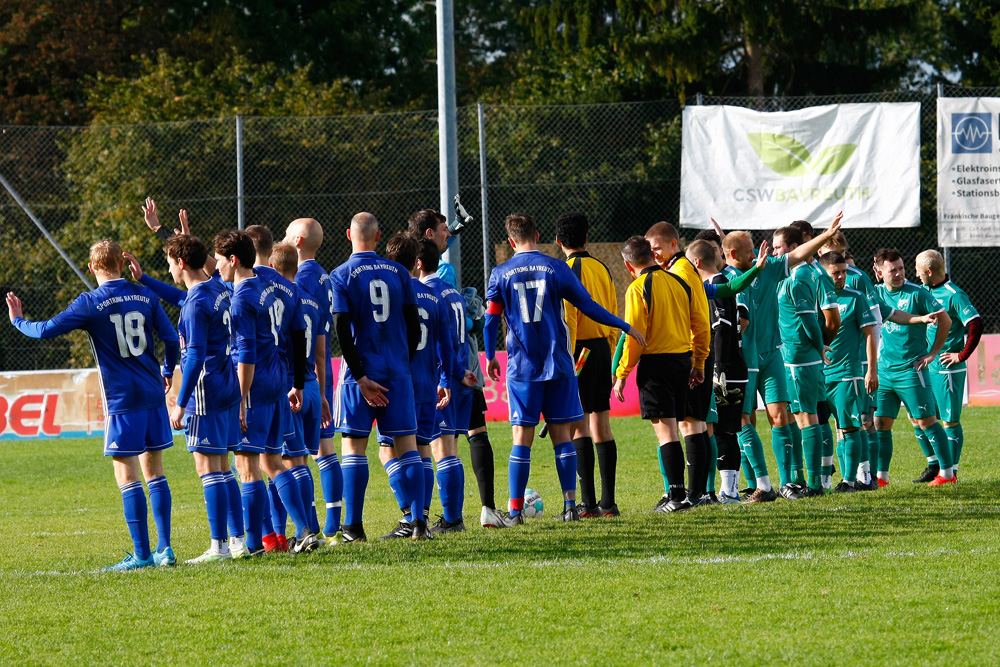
left=680, top=103, right=921, bottom=229
left=937, top=97, right=1000, bottom=246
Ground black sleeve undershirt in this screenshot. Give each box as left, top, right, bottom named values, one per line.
left=333, top=312, right=366, bottom=380
left=291, top=328, right=307, bottom=390
left=404, top=303, right=420, bottom=361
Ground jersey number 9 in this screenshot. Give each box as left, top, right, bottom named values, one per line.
left=370, top=279, right=390, bottom=323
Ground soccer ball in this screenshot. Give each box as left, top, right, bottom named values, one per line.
left=522, top=489, right=543, bottom=518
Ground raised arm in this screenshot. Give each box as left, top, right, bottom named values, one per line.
left=787, top=212, right=843, bottom=268
left=7, top=292, right=89, bottom=338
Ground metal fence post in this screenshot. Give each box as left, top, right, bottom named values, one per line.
left=478, top=103, right=490, bottom=291
left=437, top=0, right=461, bottom=285
left=0, top=171, right=92, bottom=290
left=236, top=115, right=245, bottom=230
left=936, top=83, right=952, bottom=274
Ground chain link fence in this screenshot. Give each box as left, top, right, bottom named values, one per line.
left=0, top=88, right=996, bottom=370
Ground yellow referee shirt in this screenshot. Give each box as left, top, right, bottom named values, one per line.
left=564, top=251, right=618, bottom=351
left=617, top=265, right=693, bottom=379
left=665, top=252, right=711, bottom=370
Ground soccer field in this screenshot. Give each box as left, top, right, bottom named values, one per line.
left=2, top=409, right=999, bottom=665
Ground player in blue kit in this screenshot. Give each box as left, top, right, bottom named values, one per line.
left=138, top=197, right=248, bottom=556
left=416, top=237, right=478, bottom=533
left=378, top=233, right=457, bottom=538
left=124, top=236, right=244, bottom=563
left=284, top=218, right=344, bottom=540
left=214, top=230, right=318, bottom=555
left=484, top=213, right=646, bottom=524
left=7, top=239, right=179, bottom=571
left=331, top=213, right=427, bottom=541
left=263, top=242, right=325, bottom=547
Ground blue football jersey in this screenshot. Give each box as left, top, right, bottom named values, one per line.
left=294, top=259, right=335, bottom=384
left=255, top=265, right=307, bottom=390
left=411, top=277, right=453, bottom=402
left=487, top=250, right=627, bottom=382
left=176, top=279, right=240, bottom=414
left=330, top=251, right=416, bottom=384
left=231, top=273, right=286, bottom=407
left=12, top=279, right=178, bottom=415
left=423, top=275, right=468, bottom=387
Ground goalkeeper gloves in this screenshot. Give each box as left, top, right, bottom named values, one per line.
left=449, top=194, right=473, bottom=236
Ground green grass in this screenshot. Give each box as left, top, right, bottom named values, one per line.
left=2, top=409, right=1000, bottom=665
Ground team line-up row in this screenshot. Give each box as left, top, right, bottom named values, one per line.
left=4, top=200, right=980, bottom=570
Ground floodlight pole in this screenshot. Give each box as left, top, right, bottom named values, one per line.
left=437, top=0, right=461, bottom=285
left=0, top=171, right=93, bottom=290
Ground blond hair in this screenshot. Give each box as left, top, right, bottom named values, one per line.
left=270, top=242, right=299, bottom=277
left=722, top=230, right=752, bottom=254
left=822, top=230, right=848, bottom=253
left=89, top=239, right=123, bottom=275
left=916, top=249, right=945, bottom=274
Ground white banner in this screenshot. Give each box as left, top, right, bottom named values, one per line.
left=680, top=103, right=921, bottom=230
left=937, top=97, right=1000, bottom=246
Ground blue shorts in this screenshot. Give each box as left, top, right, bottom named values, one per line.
left=377, top=401, right=441, bottom=447
left=334, top=378, right=417, bottom=438
left=284, top=380, right=322, bottom=457
left=104, top=407, right=173, bottom=457
left=507, top=377, right=584, bottom=427
left=320, top=372, right=336, bottom=440
left=237, top=401, right=285, bottom=454
left=439, top=385, right=473, bottom=436
left=186, top=405, right=241, bottom=455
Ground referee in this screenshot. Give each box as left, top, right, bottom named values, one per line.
left=556, top=212, right=621, bottom=517
left=613, top=236, right=695, bottom=512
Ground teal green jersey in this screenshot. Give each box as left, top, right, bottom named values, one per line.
left=725, top=265, right=758, bottom=370
left=778, top=263, right=823, bottom=365
left=845, top=265, right=882, bottom=343
left=808, top=260, right=838, bottom=311
left=751, top=255, right=790, bottom=357
left=873, top=281, right=943, bottom=374
left=926, top=280, right=979, bottom=365
left=825, top=287, right=876, bottom=381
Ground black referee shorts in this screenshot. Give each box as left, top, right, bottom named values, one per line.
left=685, top=368, right=713, bottom=423
left=467, top=386, right=488, bottom=431
left=636, top=352, right=691, bottom=421
left=575, top=338, right=612, bottom=414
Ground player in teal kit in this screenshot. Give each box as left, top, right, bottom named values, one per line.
left=820, top=252, right=877, bottom=491
left=915, top=250, right=982, bottom=480
left=870, top=248, right=953, bottom=487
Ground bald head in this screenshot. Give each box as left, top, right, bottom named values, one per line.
left=286, top=218, right=324, bottom=257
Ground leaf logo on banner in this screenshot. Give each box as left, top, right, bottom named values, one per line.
left=747, top=133, right=857, bottom=176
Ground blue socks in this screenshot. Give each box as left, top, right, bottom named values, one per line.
left=553, top=441, right=578, bottom=494
left=316, top=454, right=343, bottom=534
left=397, top=451, right=426, bottom=524
left=291, top=465, right=321, bottom=534
left=201, top=473, right=229, bottom=542
left=436, top=455, right=465, bottom=523
left=267, top=479, right=287, bottom=536
left=422, top=456, right=434, bottom=519
left=120, top=481, right=150, bottom=560
left=384, top=457, right=410, bottom=521
left=342, top=454, right=369, bottom=527
left=508, top=445, right=532, bottom=515
left=222, top=470, right=244, bottom=538
left=242, top=480, right=267, bottom=551
left=146, top=476, right=171, bottom=552
left=273, top=470, right=310, bottom=539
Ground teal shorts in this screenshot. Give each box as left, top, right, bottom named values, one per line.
left=706, top=390, right=718, bottom=424
left=929, top=364, right=966, bottom=424
left=875, top=367, right=937, bottom=420
left=786, top=363, right=824, bottom=415
left=757, top=348, right=789, bottom=406
left=825, top=378, right=864, bottom=429
left=742, top=370, right=759, bottom=416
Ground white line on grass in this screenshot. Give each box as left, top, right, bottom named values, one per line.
left=3, top=545, right=995, bottom=578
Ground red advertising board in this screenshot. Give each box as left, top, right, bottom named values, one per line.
left=967, top=334, right=1000, bottom=406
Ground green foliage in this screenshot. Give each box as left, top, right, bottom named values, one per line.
left=2, top=410, right=1000, bottom=662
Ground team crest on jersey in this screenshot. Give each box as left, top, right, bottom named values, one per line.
left=897, top=295, right=911, bottom=309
